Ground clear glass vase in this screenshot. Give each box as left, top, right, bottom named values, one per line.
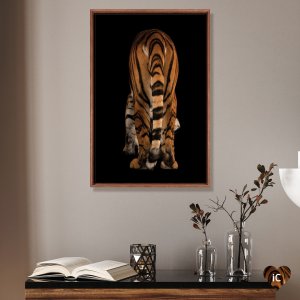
left=226, top=221, right=252, bottom=277
left=196, top=239, right=217, bottom=277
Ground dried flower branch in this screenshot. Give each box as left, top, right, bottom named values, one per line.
left=190, top=203, right=212, bottom=242
left=209, top=163, right=277, bottom=225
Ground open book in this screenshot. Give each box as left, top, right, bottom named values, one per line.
left=29, top=257, right=137, bottom=281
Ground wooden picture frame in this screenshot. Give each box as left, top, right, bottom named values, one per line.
left=90, top=9, right=210, bottom=187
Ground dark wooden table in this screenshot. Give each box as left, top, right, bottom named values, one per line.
left=25, top=270, right=276, bottom=299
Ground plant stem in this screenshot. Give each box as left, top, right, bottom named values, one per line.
left=204, top=243, right=208, bottom=275
left=203, top=228, right=208, bottom=275
left=209, top=198, right=236, bottom=224
left=237, top=201, right=242, bottom=270
left=243, top=185, right=264, bottom=222
left=203, top=229, right=208, bottom=243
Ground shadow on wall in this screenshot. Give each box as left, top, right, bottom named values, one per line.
left=0, top=0, right=29, bottom=299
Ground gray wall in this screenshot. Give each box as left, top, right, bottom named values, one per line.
left=1, top=0, right=300, bottom=299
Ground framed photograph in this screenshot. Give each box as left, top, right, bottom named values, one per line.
left=90, top=9, right=210, bottom=187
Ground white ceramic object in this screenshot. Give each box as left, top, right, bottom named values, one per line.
left=279, top=151, right=300, bottom=207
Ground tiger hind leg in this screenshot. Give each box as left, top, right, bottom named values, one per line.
left=123, top=93, right=138, bottom=156
left=160, top=137, right=178, bottom=170
left=130, top=97, right=152, bottom=169
left=160, top=95, right=178, bottom=169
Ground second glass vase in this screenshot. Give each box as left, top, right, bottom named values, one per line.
left=196, top=239, right=216, bottom=276
left=226, top=221, right=252, bottom=277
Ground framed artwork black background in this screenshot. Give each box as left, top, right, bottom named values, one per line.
left=90, top=10, right=210, bottom=187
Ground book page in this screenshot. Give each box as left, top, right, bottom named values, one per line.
left=108, top=265, right=137, bottom=281
left=72, top=261, right=128, bottom=279
left=37, top=257, right=91, bottom=273
left=73, top=260, right=127, bottom=272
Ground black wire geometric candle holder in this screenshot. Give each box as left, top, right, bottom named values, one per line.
left=130, top=244, right=156, bottom=281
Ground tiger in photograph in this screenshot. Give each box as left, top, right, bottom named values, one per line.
left=123, top=29, right=180, bottom=170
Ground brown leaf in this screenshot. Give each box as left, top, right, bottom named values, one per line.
left=191, top=216, right=198, bottom=223
left=261, top=199, right=268, bottom=204
left=256, top=195, right=263, bottom=202
left=190, top=203, right=196, bottom=212
left=254, top=180, right=260, bottom=188
left=257, top=164, right=266, bottom=173
left=243, top=191, right=249, bottom=197
left=195, top=204, right=204, bottom=216
left=193, top=223, right=200, bottom=230
left=268, top=163, right=277, bottom=171
left=205, top=212, right=211, bottom=218
left=199, top=210, right=204, bottom=216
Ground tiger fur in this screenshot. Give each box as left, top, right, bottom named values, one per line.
left=123, top=29, right=180, bottom=170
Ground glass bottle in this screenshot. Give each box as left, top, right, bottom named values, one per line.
left=196, top=239, right=217, bottom=277
left=226, top=221, right=252, bottom=277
